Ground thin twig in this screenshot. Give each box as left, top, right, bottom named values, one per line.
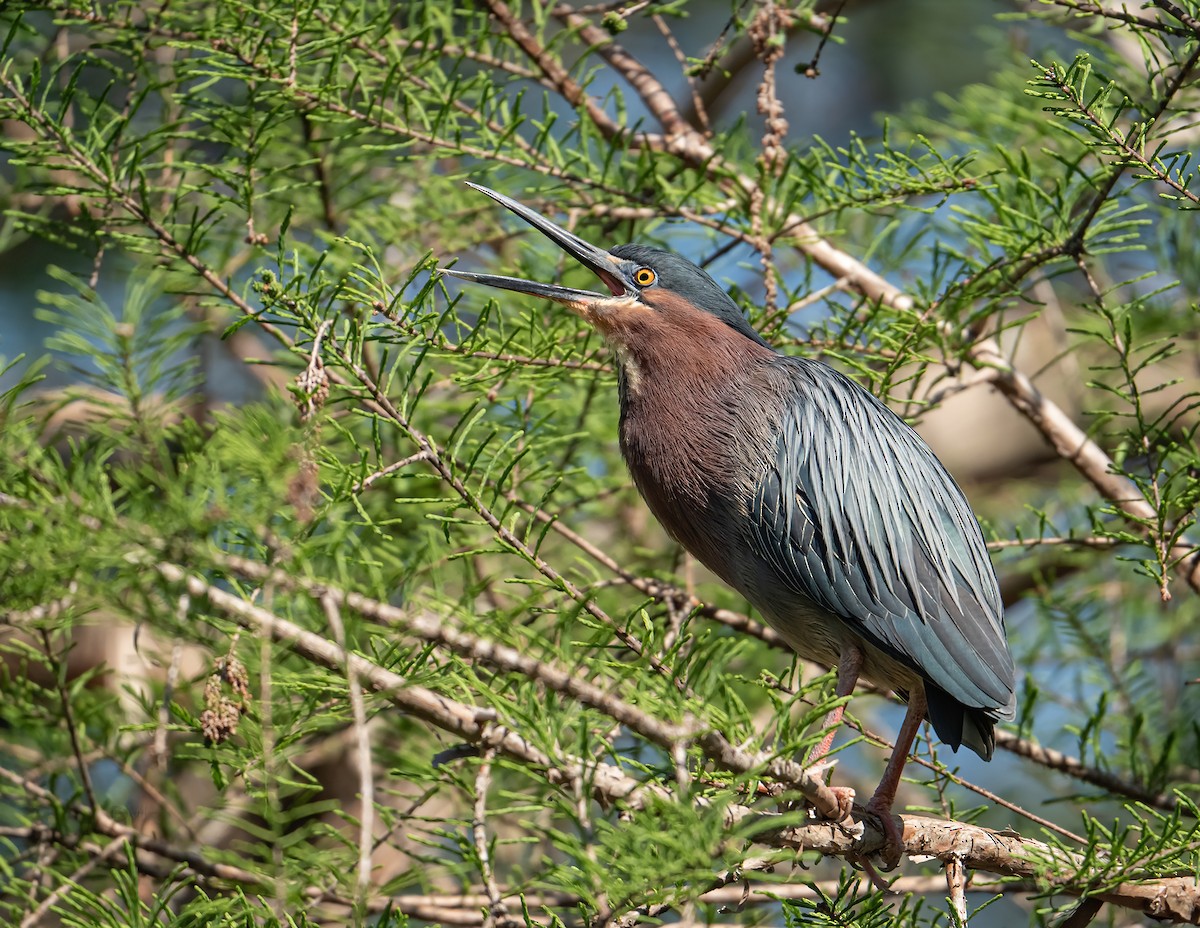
left=945, top=854, right=968, bottom=928
left=19, top=834, right=128, bottom=928
left=321, top=592, right=375, bottom=901
left=40, top=629, right=99, bottom=814
left=472, top=741, right=510, bottom=928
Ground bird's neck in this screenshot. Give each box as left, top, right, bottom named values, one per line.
left=605, top=294, right=775, bottom=413
left=612, top=308, right=775, bottom=559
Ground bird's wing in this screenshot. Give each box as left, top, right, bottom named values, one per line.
left=748, top=357, right=1015, bottom=716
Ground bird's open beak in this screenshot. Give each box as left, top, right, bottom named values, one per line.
left=443, top=183, right=634, bottom=310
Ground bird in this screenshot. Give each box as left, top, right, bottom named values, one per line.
left=444, top=182, right=1017, bottom=862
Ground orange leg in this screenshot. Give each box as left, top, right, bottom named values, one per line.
left=804, top=646, right=863, bottom=822
left=865, top=684, right=928, bottom=867
left=805, top=645, right=864, bottom=768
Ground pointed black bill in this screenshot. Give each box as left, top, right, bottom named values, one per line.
left=443, top=183, right=634, bottom=306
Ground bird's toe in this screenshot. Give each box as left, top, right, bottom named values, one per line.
left=826, top=785, right=856, bottom=822
left=864, top=798, right=905, bottom=870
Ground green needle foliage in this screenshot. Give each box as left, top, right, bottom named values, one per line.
left=1, top=2, right=1198, bottom=926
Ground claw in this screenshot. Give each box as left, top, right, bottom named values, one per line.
left=827, top=785, right=856, bottom=823
left=864, top=798, right=905, bottom=870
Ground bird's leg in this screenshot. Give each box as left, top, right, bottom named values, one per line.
left=865, top=685, right=928, bottom=868
left=806, top=644, right=863, bottom=767
left=803, top=645, right=863, bottom=821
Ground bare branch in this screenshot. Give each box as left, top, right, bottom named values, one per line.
left=968, top=340, right=1200, bottom=595
left=320, top=592, right=375, bottom=900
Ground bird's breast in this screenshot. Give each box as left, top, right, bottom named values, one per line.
left=619, top=385, right=847, bottom=660
left=618, top=377, right=768, bottom=586
left=619, top=383, right=933, bottom=690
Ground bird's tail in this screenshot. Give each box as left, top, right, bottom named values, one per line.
left=924, top=683, right=1009, bottom=761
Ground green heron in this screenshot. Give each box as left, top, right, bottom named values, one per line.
left=445, top=183, right=1017, bottom=860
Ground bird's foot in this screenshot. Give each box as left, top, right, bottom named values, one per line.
left=800, top=783, right=856, bottom=823
left=863, top=797, right=905, bottom=870
left=824, top=785, right=856, bottom=823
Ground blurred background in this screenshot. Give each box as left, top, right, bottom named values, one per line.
left=2, top=0, right=1198, bottom=926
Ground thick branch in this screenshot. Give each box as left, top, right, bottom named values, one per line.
left=172, top=555, right=846, bottom=818
left=144, top=559, right=1200, bottom=923
left=969, top=342, right=1200, bottom=595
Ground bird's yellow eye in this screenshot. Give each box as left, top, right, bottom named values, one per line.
left=633, top=267, right=656, bottom=287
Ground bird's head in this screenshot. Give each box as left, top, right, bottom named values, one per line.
left=443, top=184, right=767, bottom=349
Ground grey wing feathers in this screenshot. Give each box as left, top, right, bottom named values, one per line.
left=751, top=357, right=1016, bottom=718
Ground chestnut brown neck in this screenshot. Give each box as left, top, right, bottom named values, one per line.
left=602, top=289, right=775, bottom=406
left=608, top=290, right=775, bottom=559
